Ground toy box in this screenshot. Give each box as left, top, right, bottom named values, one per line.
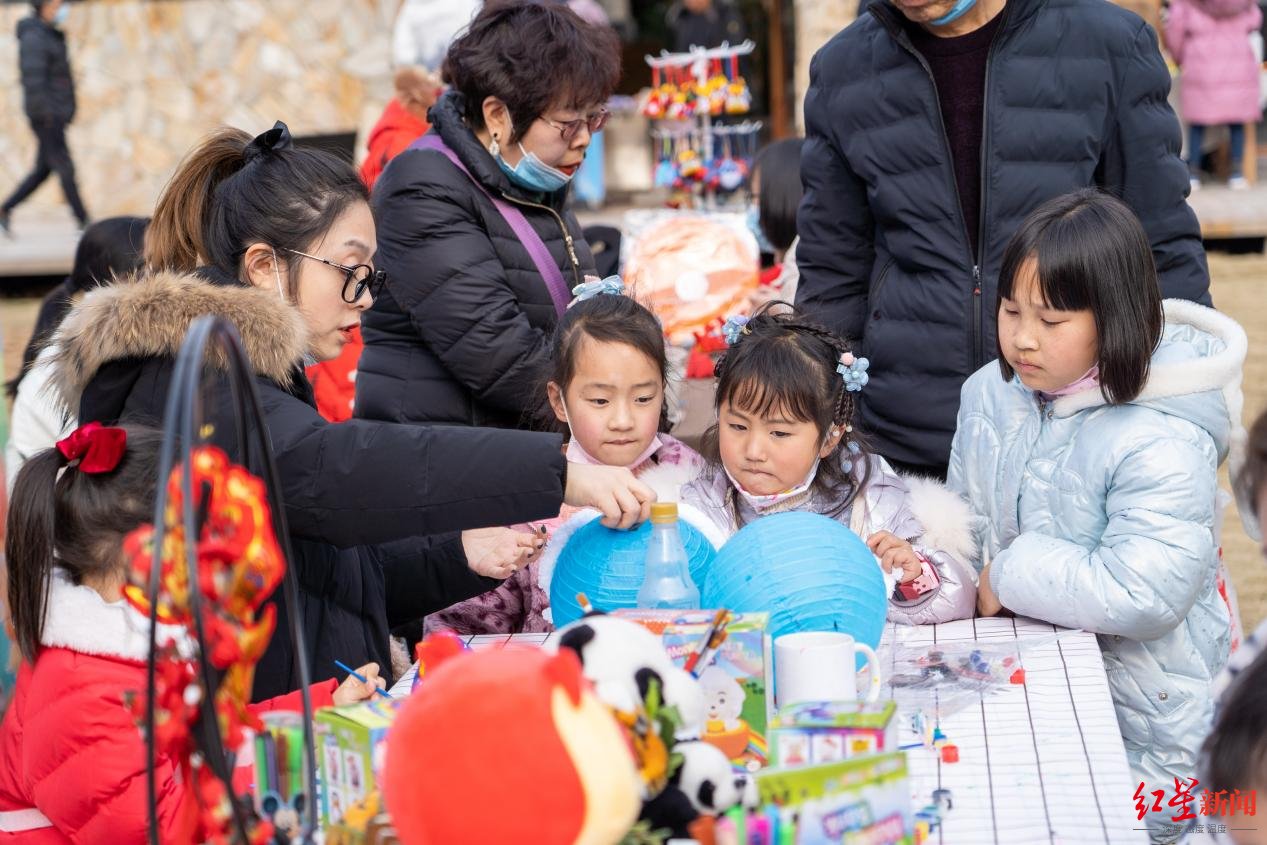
left=769, top=700, right=897, bottom=767
left=613, top=609, right=773, bottom=768
left=315, top=697, right=403, bottom=828
left=755, top=753, right=914, bottom=845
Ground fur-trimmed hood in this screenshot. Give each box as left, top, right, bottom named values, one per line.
left=47, top=269, right=308, bottom=417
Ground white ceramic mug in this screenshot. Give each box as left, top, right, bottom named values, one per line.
left=774, top=631, right=882, bottom=706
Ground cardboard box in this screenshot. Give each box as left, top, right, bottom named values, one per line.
left=769, top=700, right=898, bottom=767
left=755, top=753, right=914, bottom=845
left=613, top=609, right=773, bottom=769
left=315, top=697, right=403, bottom=828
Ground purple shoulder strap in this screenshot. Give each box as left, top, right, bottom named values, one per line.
left=409, top=133, right=570, bottom=316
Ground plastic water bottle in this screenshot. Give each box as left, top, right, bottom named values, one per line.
left=637, top=502, right=701, bottom=610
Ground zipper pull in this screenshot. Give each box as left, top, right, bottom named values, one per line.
left=563, top=233, right=580, bottom=269
left=973, top=264, right=981, bottom=283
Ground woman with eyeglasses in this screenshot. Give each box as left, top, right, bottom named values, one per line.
left=357, top=0, right=619, bottom=431
left=44, top=121, right=654, bottom=701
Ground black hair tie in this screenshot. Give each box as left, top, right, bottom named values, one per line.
left=243, top=120, right=293, bottom=164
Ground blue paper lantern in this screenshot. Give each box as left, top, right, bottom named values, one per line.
left=550, top=517, right=719, bottom=628
left=700, top=512, right=887, bottom=667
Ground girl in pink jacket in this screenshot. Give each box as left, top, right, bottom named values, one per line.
left=1167, top=0, right=1263, bottom=189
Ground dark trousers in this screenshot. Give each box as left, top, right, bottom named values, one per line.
left=2, top=119, right=88, bottom=223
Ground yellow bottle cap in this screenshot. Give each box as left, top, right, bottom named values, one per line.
left=650, top=502, right=678, bottom=524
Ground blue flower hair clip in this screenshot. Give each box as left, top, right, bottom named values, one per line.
left=837, top=352, right=870, bottom=392
left=570, top=276, right=625, bottom=304
left=721, top=315, right=750, bottom=345
left=841, top=440, right=862, bottom=474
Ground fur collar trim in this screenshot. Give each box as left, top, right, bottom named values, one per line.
left=47, top=269, right=308, bottom=416
left=40, top=568, right=192, bottom=662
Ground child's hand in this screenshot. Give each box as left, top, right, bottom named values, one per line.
left=332, top=662, right=386, bottom=705
left=866, top=531, right=924, bottom=584
left=977, top=564, right=1004, bottom=616
left=461, top=526, right=547, bottom=579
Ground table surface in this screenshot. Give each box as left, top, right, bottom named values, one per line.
left=388, top=617, right=1147, bottom=845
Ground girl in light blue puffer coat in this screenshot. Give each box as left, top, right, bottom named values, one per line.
left=948, top=190, right=1249, bottom=843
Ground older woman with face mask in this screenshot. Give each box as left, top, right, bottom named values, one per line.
left=356, top=0, right=621, bottom=431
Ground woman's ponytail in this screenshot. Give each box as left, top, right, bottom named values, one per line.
left=145, top=127, right=252, bottom=273
left=5, top=448, right=66, bottom=663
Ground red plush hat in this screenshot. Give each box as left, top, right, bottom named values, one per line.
left=383, top=642, right=642, bottom=845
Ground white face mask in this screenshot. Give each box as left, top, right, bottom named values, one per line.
left=561, top=400, right=662, bottom=470
left=722, top=428, right=841, bottom=514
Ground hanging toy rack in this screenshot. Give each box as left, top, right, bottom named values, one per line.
left=642, top=40, right=758, bottom=209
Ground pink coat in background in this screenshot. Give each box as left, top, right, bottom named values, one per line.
left=1167, top=0, right=1263, bottom=125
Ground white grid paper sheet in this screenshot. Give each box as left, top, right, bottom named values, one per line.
left=387, top=618, right=1145, bottom=845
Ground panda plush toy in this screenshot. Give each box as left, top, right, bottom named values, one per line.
left=553, top=613, right=704, bottom=739
left=554, top=614, right=750, bottom=839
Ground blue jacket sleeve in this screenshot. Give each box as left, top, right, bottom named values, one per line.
left=990, top=435, right=1218, bottom=640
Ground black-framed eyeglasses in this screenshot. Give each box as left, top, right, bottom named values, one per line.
left=540, top=108, right=610, bottom=142
left=282, top=248, right=386, bottom=303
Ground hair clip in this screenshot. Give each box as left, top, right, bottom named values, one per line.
left=570, top=275, right=625, bottom=304
left=837, top=352, right=870, bottom=392
left=244, top=120, right=293, bottom=164
left=56, top=421, right=128, bottom=474
left=721, top=315, right=750, bottom=345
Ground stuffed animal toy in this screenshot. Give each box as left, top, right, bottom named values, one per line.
left=382, top=643, right=642, bottom=845
left=553, top=614, right=705, bottom=740
left=554, top=615, right=751, bottom=843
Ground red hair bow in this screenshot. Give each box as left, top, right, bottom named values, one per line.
left=56, top=422, right=128, bottom=474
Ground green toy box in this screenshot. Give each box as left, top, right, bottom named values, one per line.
left=315, top=697, right=403, bottom=827
left=769, top=700, right=898, bottom=767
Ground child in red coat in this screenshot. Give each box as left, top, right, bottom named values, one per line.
left=0, top=425, right=383, bottom=843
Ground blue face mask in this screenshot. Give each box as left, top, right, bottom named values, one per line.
left=746, top=204, right=775, bottom=255
left=931, top=0, right=978, bottom=26
left=52, top=4, right=69, bottom=26
left=497, top=143, right=573, bottom=193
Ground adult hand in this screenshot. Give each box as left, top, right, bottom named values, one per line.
left=332, top=662, right=386, bottom=705
left=977, top=563, right=1003, bottom=617
left=564, top=463, right=656, bottom=529
left=461, top=527, right=546, bottom=579
left=867, top=531, right=923, bottom=583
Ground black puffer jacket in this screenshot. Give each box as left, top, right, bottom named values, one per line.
left=796, top=0, right=1211, bottom=471
left=48, top=269, right=570, bottom=699
left=16, top=16, right=75, bottom=124
left=357, top=91, right=596, bottom=429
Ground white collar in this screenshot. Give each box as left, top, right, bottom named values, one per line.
left=40, top=567, right=192, bottom=661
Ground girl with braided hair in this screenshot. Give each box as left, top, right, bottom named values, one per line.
left=680, top=303, right=977, bottom=625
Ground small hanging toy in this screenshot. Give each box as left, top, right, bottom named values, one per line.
left=708, top=59, right=728, bottom=117
left=725, top=55, right=751, bottom=115
left=654, top=135, right=678, bottom=188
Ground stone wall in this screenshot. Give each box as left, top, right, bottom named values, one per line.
left=792, top=0, right=858, bottom=130
left=0, top=0, right=400, bottom=220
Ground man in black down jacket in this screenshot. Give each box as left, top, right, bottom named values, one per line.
left=796, top=0, right=1211, bottom=478
left=1, top=0, right=88, bottom=234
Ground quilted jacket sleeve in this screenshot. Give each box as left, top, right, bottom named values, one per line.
left=990, top=435, right=1219, bottom=640
left=373, top=534, right=503, bottom=628
left=372, top=150, right=555, bottom=419
left=1098, top=21, right=1211, bottom=306
left=256, top=380, right=566, bottom=549
left=861, top=460, right=977, bottom=625
left=795, top=48, right=876, bottom=342
left=26, top=678, right=192, bottom=844
left=17, top=25, right=52, bottom=123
